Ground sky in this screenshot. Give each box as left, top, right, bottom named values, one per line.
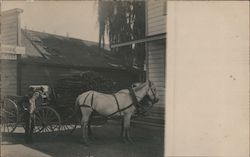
left=2, top=1, right=102, bottom=42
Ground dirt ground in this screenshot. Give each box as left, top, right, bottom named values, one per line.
left=1, top=122, right=164, bottom=157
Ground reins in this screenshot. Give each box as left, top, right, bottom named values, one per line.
left=148, top=80, right=157, bottom=102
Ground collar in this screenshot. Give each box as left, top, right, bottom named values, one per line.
left=128, top=87, right=139, bottom=108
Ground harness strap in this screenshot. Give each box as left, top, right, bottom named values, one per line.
left=79, top=104, right=92, bottom=108
left=79, top=91, right=94, bottom=109
left=107, top=88, right=139, bottom=117
left=128, top=87, right=139, bottom=109
left=79, top=90, right=136, bottom=118
left=90, top=91, right=94, bottom=107
left=112, top=94, right=121, bottom=117
left=106, top=104, right=134, bottom=118
left=83, top=92, right=91, bottom=104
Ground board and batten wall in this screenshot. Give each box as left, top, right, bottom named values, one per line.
left=1, top=9, right=22, bottom=45
left=148, top=40, right=165, bottom=108
left=0, top=9, right=23, bottom=99
left=146, top=0, right=166, bottom=111
left=147, top=0, right=166, bottom=36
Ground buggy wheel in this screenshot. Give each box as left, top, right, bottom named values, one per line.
left=59, top=107, right=77, bottom=136
left=33, top=106, right=61, bottom=134
left=0, top=98, right=19, bottom=133
left=59, top=122, right=77, bottom=136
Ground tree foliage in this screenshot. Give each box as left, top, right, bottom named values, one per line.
left=98, top=0, right=145, bottom=68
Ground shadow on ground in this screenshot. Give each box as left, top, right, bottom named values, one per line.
left=1, top=122, right=164, bottom=157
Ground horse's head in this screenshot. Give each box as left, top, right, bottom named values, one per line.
left=146, top=80, right=159, bottom=104
left=132, top=81, right=159, bottom=105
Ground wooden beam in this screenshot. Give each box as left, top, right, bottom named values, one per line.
left=110, top=33, right=166, bottom=48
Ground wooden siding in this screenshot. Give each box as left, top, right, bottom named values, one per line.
left=0, top=60, right=17, bottom=99
left=147, top=0, right=166, bottom=36
left=1, top=13, right=18, bottom=45
left=148, top=40, right=165, bottom=108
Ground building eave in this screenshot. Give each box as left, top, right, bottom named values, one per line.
left=0, top=44, right=25, bottom=60
left=2, top=8, right=23, bottom=16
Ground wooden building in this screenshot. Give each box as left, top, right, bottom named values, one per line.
left=0, top=9, right=25, bottom=99
left=111, top=0, right=166, bottom=126
left=19, top=29, right=140, bottom=95
left=146, top=0, right=166, bottom=122
left=1, top=8, right=140, bottom=100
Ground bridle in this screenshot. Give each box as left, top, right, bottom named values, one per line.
left=132, top=81, right=159, bottom=116
left=132, top=81, right=158, bottom=104
left=148, top=80, right=158, bottom=104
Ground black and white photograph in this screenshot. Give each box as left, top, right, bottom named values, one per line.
left=0, top=1, right=166, bottom=157
left=1, top=0, right=249, bottom=157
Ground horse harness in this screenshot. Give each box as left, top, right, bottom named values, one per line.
left=79, top=88, right=140, bottom=118
left=148, top=81, right=157, bottom=103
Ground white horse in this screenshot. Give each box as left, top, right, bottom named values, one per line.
left=75, top=80, right=159, bottom=145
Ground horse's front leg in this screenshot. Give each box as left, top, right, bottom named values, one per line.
left=121, top=117, right=124, bottom=137
left=123, top=114, right=133, bottom=143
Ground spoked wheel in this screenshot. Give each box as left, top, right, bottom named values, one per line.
left=59, top=107, right=77, bottom=136
left=0, top=98, right=19, bottom=133
left=59, top=121, right=77, bottom=136
left=33, top=106, right=61, bottom=135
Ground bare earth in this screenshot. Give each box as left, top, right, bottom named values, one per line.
left=1, top=122, right=164, bottom=157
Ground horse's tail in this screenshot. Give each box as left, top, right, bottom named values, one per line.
left=67, top=96, right=82, bottom=125
left=74, top=96, right=81, bottom=116
left=73, top=91, right=92, bottom=118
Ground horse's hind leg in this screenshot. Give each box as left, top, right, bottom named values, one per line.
left=80, top=107, right=92, bottom=145
left=88, top=113, right=95, bottom=140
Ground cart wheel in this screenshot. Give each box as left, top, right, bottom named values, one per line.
left=0, top=98, right=19, bottom=133
left=60, top=122, right=77, bottom=136
left=59, top=107, right=77, bottom=136
left=33, top=106, right=61, bottom=134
